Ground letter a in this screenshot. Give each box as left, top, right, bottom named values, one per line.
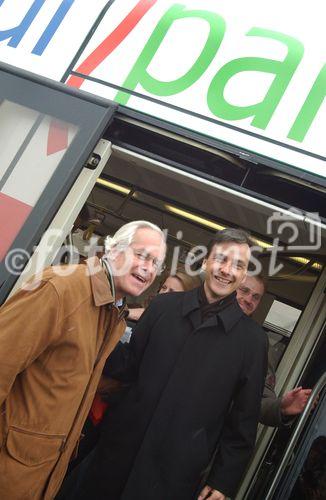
left=207, top=28, right=304, bottom=129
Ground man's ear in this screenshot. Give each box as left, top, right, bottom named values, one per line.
left=201, top=259, right=207, bottom=271
left=107, top=246, right=119, bottom=261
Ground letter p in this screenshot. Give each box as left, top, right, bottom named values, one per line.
left=115, top=4, right=225, bottom=105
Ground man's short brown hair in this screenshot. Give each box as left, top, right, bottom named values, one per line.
left=207, top=228, right=252, bottom=258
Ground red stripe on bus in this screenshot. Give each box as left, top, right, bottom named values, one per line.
left=47, top=2, right=157, bottom=158
left=67, top=0, right=157, bottom=88
left=0, top=193, right=32, bottom=261
left=47, top=119, right=69, bottom=156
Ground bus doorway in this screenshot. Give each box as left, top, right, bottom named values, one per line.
left=65, top=135, right=325, bottom=498
left=8, top=115, right=326, bottom=499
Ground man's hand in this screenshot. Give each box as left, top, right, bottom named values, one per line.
left=198, top=485, right=226, bottom=500
left=281, top=387, right=311, bottom=416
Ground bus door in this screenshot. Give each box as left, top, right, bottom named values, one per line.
left=0, top=62, right=117, bottom=303
left=237, top=300, right=326, bottom=500
left=265, top=370, right=326, bottom=500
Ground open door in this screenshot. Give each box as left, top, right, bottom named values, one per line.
left=265, top=371, right=326, bottom=500
left=0, top=62, right=117, bottom=303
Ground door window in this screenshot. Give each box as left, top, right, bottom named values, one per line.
left=0, top=63, right=116, bottom=302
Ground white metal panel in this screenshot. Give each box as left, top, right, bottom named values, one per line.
left=10, top=138, right=112, bottom=295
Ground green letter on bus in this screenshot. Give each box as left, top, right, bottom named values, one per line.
left=288, top=64, right=326, bottom=142
left=207, top=28, right=304, bottom=129
left=114, top=4, right=225, bottom=105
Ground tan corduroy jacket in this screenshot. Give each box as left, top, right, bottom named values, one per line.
left=0, top=257, right=126, bottom=499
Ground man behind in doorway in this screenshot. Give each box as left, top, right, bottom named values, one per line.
left=0, top=220, right=166, bottom=500
left=236, top=274, right=312, bottom=427
left=71, top=228, right=268, bottom=500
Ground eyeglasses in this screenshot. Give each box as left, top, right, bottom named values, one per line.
left=131, top=249, right=166, bottom=273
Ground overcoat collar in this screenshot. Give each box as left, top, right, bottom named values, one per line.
left=182, top=287, right=244, bottom=333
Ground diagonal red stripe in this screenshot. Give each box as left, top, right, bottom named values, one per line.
left=67, top=0, right=157, bottom=88
left=47, top=0, right=157, bottom=156
left=0, top=193, right=33, bottom=261
left=47, top=119, right=69, bottom=156
left=47, top=1, right=157, bottom=157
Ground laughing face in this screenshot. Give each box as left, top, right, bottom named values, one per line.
left=236, top=275, right=264, bottom=316
left=111, top=227, right=166, bottom=300
left=203, top=241, right=250, bottom=303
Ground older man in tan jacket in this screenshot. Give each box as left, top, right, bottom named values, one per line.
left=0, top=220, right=166, bottom=500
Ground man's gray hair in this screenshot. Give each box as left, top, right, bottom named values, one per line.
left=105, top=220, right=166, bottom=254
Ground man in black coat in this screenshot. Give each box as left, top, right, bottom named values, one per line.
left=72, top=228, right=268, bottom=500
left=236, top=274, right=312, bottom=427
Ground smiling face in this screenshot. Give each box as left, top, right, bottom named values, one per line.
left=236, top=275, right=264, bottom=316
left=203, top=241, right=250, bottom=303
left=111, top=227, right=166, bottom=300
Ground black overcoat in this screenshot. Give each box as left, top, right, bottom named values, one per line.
left=76, top=288, right=268, bottom=500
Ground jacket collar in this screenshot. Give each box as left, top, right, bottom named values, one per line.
left=217, top=299, right=244, bottom=332
left=86, top=256, right=115, bottom=307
left=182, top=287, right=244, bottom=333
